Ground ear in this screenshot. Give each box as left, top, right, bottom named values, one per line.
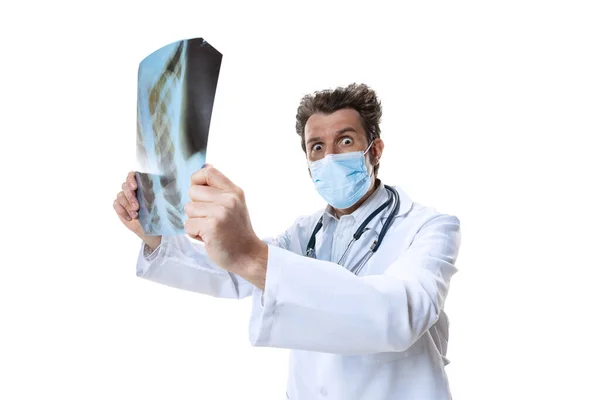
left=371, top=138, right=385, bottom=165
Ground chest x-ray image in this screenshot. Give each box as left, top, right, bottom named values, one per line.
left=135, top=37, right=222, bottom=236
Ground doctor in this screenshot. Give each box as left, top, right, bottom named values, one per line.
left=113, top=83, right=461, bottom=399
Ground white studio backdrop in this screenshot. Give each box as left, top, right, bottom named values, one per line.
left=1, top=1, right=599, bottom=399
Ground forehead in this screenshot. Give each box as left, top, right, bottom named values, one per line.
left=304, top=108, right=365, bottom=139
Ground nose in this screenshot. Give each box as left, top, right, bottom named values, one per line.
left=324, top=147, right=340, bottom=157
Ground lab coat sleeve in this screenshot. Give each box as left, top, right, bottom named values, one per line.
left=248, top=214, right=461, bottom=355
left=136, top=234, right=279, bottom=299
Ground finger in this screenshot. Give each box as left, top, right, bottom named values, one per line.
left=190, top=166, right=235, bottom=191
left=184, top=202, right=225, bottom=219
left=188, top=184, right=221, bottom=202
left=121, top=182, right=138, bottom=210
left=119, top=184, right=138, bottom=213
left=126, top=171, right=137, bottom=190
left=184, top=216, right=208, bottom=239
left=189, top=234, right=204, bottom=243
left=114, top=197, right=132, bottom=221
left=117, top=191, right=137, bottom=219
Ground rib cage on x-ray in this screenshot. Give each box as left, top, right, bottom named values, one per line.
left=148, top=41, right=185, bottom=231
left=135, top=38, right=222, bottom=236
left=136, top=109, right=161, bottom=229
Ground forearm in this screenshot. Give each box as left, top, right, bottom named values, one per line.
left=249, top=244, right=456, bottom=355
left=136, top=235, right=256, bottom=299
left=137, top=233, right=161, bottom=253
left=250, top=249, right=416, bottom=354
left=226, top=241, right=269, bottom=291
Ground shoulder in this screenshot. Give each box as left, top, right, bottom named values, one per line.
left=408, top=203, right=460, bottom=226
left=389, top=184, right=460, bottom=231
left=392, top=195, right=462, bottom=261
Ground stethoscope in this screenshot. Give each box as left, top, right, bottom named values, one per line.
left=305, top=185, right=400, bottom=276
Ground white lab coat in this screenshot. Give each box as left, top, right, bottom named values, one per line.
left=136, top=183, right=461, bottom=399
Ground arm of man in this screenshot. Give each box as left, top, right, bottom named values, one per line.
left=135, top=164, right=303, bottom=299
left=135, top=235, right=252, bottom=299
left=247, top=213, right=461, bottom=356
left=135, top=229, right=291, bottom=300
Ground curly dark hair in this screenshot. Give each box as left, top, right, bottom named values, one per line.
left=295, top=83, right=383, bottom=176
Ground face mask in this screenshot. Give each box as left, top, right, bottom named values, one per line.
left=309, top=142, right=374, bottom=209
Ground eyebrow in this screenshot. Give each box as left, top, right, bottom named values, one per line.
left=306, top=127, right=359, bottom=146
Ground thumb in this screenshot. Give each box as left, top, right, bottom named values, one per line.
left=192, top=164, right=235, bottom=190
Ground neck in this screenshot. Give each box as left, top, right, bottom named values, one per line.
left=334, top=179, right=380, bottom=218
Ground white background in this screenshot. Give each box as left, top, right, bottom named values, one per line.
left=1, top=0, right=599, bottom=399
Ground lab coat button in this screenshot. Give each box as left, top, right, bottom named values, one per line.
left=319, top=387, right=327, bottom=396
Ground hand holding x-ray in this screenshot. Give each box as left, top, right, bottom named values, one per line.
left=113, top=172, right=141, bottom=231
left=113, top=171, right=161, bottom=250
left=184, top=165, right=267, bottom=273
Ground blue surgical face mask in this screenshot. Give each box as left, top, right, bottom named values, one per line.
left=309, top=142, right=374, bottom=209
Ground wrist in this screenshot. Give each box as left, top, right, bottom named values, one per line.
left=233, top=239, right=268, bottom=290
left=140, top=234, right=162, bottom=252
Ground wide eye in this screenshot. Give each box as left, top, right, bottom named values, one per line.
left=340, top=137, right=353, bottom=146
left=312, top=143, right=324, bottom=152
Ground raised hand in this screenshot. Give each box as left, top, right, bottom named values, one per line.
left=113, top=171, right=161, bottom=250
left=184, top=165, right=267, bottom=275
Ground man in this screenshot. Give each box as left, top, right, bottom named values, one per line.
left=113, top=83, right=461, bottom=399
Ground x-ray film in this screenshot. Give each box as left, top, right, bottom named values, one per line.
left=135, top=38, right=222, bottom=236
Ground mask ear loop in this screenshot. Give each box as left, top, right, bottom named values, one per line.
left=364, top=140, right=380, bottom=179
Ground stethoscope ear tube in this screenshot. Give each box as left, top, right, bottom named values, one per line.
left=353, top=188, right=394, bottom=241
left=305, top=216, right=323, bottom=258
left=349, top=249, right=375, bottom=275
left=371, top=185, right=400, bottom=253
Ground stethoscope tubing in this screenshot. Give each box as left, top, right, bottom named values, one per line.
left=305, top=185, right=400, bottom=274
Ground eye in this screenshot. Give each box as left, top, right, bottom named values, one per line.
left=340, top=137, right=353, bottom=146
left=312, top=143, right=324, bottom=152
